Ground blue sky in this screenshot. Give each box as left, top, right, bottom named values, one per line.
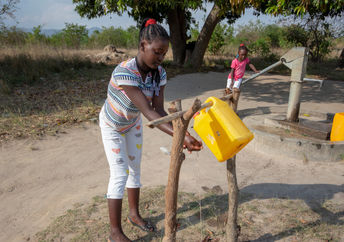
left=4, top=0, right=278, bottom=30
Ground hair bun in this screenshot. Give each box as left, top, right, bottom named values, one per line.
left=145, top=18, right=157, bottom=27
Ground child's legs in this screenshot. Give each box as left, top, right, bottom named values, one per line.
left=124, top=119, right=144, bottom=220
left=125, top=118, right=143, bottom=189
left=233, top=78, right=243, bottom=90
left=100, top=117, right=130, bottom=199
left=226, top=78, right=233, bottom=89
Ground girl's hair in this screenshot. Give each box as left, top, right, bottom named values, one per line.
left=139, top=18, right=170, bottom=43
left=238, top=44, right=248, bottom=52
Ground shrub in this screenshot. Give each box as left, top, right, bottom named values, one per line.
left=0, top=26, right=27, bottom=47
left=208, top=23, right=234, bottom=55
left=284, top=22, right=333, bottom=61
left=88, top=26, right=139, bottom=49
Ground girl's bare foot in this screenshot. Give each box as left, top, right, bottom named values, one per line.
left=109, top=228, right=131, bottom=242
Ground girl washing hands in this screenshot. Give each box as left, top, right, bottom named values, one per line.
left=99, top=18, right=202, bottom=242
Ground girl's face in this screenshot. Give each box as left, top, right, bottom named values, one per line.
left=238, top=49, right=247, bottom=61
left=140, top=39, right=169, bottom=69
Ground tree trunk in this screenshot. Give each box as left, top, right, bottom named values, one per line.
left=339, top=48, right=344, bottom=68
left=187, top=3, right=222, bottom=68
left=163, top=99, right=201, bottom=242
left=167, top=7, right=187, bottom=66
left=225, top=89, right=241, bottom=242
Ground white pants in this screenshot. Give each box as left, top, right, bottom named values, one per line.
left=99, top=115, right=143, bottom=199
left=226, top=78, right=243, bottom=90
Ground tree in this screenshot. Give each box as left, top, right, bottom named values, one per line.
left=249, top=0, right=344, bottom=62
left=0, top=0, right=19, bottom=26
left=26, top=25, right=48, bottom=45
left=73, top=0, right=240, bottom=67
left=283, top=17, right=333, bottom=61
left=60, top=23, right=88, bottom=48
left=208, top=23, right=233, bottom=55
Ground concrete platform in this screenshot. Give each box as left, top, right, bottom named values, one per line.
left=239, top=106, right=344, bottom=162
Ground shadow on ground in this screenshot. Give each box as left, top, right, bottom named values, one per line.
left=241, top=78, right=344, bottom=105
left=136, top=183, right=344, bottom=241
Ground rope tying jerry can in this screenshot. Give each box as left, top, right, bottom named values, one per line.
left=193, top=97, right=254, bottom=162
left=330, top=112, right=344, bottom=141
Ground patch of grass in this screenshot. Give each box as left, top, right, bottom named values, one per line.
left=0, top=49, right=113, bottom=144
left=0, top=51, right=106, bottom=91
left=307, top=59, right=344, bottom=81
left=339, top=154, right=344, bottom=160
left=35, top=186, right=344, bottom=242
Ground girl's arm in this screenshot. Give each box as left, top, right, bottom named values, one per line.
left=152, top=85, right=168, bottom=117
left=122, top=85, right=173, bottom=135
left=249, top=63, right=259, bottom=73
left=230, top=68, right=235, bottom=88
left=152, top=86, right=202, bottom=152
left=121, top=85, right=202, bottom=151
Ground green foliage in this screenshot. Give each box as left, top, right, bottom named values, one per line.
left=284, top=20, right=333, bottom=61
left=284, top=24, right=308, bottom=47
left=0, top=23, right=140, bottom=49
left=59, top=23, right=89, bottom=48
left=263, top=24, right=283, bottom=47
left=88, top=26, right=139, bottom=48
left=208, top=23, right=233, bottom=55
left=0, top=26, right=27, bottom=46
left=72, top=0, right=203, bottom=20
left=26, top=25, right=48, bottom=45
left=188, top=22, right=200, bottom=42
left=248, top=38, right=270, bottom=58
left=263, top=0, right=344, bottom=18
left=235, top=20, right=266, bottom=45
left=234, top=20, right=286, bottom=58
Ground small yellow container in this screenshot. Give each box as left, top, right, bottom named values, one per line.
left=330, top=112, right=344, bottom=141
left=193, top=97, right=254, bottom=162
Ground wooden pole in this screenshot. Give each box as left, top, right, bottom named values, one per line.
left=225, top=88, right=241, bottom=242
left=147, top=94, right=232, bottom=128
left=163, top=98, right=202, bottom=242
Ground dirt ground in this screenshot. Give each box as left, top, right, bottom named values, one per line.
left=1, top=71, right=344, bottom=241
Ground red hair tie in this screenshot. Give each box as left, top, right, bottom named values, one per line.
left=145, top=18, right=157, bottom=27
left=240, top=43, right=245, bottom=46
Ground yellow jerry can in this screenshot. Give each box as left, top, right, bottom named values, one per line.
left=193, top=96, right=254, bottom=162
left=330, top=112, right=344, bottom=141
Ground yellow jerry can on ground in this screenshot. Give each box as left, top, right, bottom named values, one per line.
left=193, top=96, right=254, bottom=162
left=330, top=112, right=344, bottom=141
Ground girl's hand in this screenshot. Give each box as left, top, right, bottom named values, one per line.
left=255, top=70, right=260, bottom=74
left=183, top=133, right=203, bottom=153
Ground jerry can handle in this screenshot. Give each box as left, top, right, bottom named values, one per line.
left=200, top=101, right=213, bottom=114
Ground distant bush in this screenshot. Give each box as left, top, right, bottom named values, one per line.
left=54, top=23, right=89, bottom=48
left=0, top=26, right=27, bottom=47
left=208, top=23, right=234, bottom=55
left=0, top=23, right=139, bottom=50
left=284, top=22, right=333, bottom=62
left=88, top=26, right=139, bottom=49
left=231, top=20, right=287, bottom=59
left=26, top=25, right=49, bottom=45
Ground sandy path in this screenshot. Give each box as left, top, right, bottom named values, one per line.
left=1, top=71, right=344, bottom=241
